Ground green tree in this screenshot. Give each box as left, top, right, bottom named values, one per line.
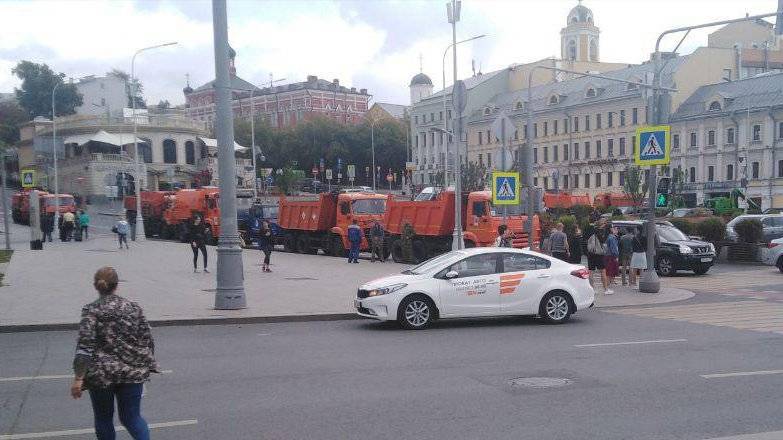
left=0, top=101, right=27, bottom=146
left=275, top=166, right=300, bottom=195
left=12, top=61, right=83, bottom=119
left=108, top=69, right=145, bottom=109
left=462, top=162, right=488, bottom=192
left=622, top=165, right=649, bottom=207
left=669, top=167, right=686, bottom=209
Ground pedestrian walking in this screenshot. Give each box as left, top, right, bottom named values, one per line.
left=127, top=210, right=137, bottom=241
left=568, top=226, right=584, bottom=264
left=41, top=211, right=54, bottom=242
left=619, top=228, right=635, bottom=286
left=586, top=227, right=609, bottom=293
left=370, top=220, right=385, bottom=262
left=347, top=219, right=362, bottom=264
left=494, top=224, right=512, bottom=247
left=71, top=266, right=159, bottom=440
left=603, top=226, right=620, bottom=293
left=63, top=210, right=76, bottom=241
left=79, top=210, right=90, bottom=240
left=188, top=215, right=209, bottom=273
left=113, top=217, right=130, bottom=249
left=630, top=228, right=648, bottom=284
left=257, top=219, right=273, bottom=272
left=549, top=222, right=570, bottom=262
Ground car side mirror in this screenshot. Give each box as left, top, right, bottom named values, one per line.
left=445, top=270, right=459, bottom=279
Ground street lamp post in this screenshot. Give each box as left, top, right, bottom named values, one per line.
left=371, top=119, right=377, bottom=190
left=446, top=0, right=465, bottom=250
left=442, top=34, right=486, bottom=186
left=131, top=41, right=177, bottom=242
left=51, top=82, right=61, bottom=229
left=0, top=150, right=10, bottom=250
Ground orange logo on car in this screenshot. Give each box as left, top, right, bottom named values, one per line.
left=499, top=273, right=525, bottom=295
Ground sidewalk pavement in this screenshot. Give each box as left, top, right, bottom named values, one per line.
left=0, top=226, right=695, bottom=331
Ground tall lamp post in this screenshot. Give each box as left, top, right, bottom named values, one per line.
left=51, top=82, right=61, bottom=228
left=446, top=0, right=467, bottom=250
left=442, top=34, right=486, bottom=186
left=131, top=41, right=177, bottom=242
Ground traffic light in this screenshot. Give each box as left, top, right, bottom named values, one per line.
left=656, top=177, right=671, bottom=208
left=656, top=193, right=669, bottom=208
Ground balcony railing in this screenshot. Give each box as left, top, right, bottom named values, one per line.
left=43, top=114, right=207, bottom=133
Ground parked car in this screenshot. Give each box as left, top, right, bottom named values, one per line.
left=355, top=247, right=595, bottom=329
left=763, top=238, right=783, bottom=272
left=611, top=220, right=716, bottom=276
left=666, top=207, right=714, bottom=218
left=725, top=214, right=783, bottom=243
left=763, top=208, right=783, bottom=214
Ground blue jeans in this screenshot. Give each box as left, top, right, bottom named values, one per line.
left=348, top=243, right=360, bottom=263
left=89, top=383, right=149, bottom=440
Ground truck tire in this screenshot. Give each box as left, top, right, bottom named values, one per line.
left=412, top=240, right=427, bottom=263
left=283, top=234, right=295, bottom=252
left=391, top=239, right=404, bottom=263
left=331, top=235, right=346, bottom=257
left=178, top=224, right=189, bottom=243
left=161, top=225, right=174, bottom=240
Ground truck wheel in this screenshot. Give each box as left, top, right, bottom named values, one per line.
left=331, top=236, right=346, bottom=257
left=178, top=225, right=189, bottom=243
left=391, top=240, right=404, bottom=263
left=412, top=240, right=427, bottom=263
left=161, top=225, right=173, bottom=240
left=283, top=234, right=295, bottom=252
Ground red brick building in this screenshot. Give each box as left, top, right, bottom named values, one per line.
left=184, top=48, right=371, bottom=130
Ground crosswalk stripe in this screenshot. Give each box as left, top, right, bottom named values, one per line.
left=0, top=419, right=197, bottom=439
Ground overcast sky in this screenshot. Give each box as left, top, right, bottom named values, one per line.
left=0, top=0, right=778, bottom=107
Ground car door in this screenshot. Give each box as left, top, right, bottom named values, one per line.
left=437, top=253, right=502, bottom=317
left=764, top=216, right=783, bottom=241
left=499, top=253, right=553, bottom=314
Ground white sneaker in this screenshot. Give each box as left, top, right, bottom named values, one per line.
left=605, top=289, right=614, bottom=295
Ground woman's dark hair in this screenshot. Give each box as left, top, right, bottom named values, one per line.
left=497, top=224, right=507, bottom=235
left=94, top=266, right=119, bottom=295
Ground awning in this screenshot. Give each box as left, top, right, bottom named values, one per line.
left=63, top=130, right=145, bottom=147
left=198, top=136, right=248, bottom=152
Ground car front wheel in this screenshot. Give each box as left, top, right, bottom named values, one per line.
left=539, top=291, right=572, bottom=324
left=656, top=256, right=676, bottom=277
left=398, top=295, right=434, bottom=330
left=693, top=265, right=710, bottom=275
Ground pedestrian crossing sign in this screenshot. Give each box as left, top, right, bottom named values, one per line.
left=21, top=169, right=35, bottom=188
left=635, top=125, right=670, bottom=166
left=492, top=171, right=519, bottom=205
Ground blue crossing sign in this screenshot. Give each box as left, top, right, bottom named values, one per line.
left=635, top=125, right=671, bottom=166
left=491, top=171, right=520, bottom=205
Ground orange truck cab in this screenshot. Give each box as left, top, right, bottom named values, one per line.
left=161, top=187, right=221, bottom=243
left=278, top=191, right=387, bottom=256
left=383, top=187, right=540, bottom=263
left=12, top=190, right=75, bottom=224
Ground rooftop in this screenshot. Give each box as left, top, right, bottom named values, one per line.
left=671, top=72, right=783, bottom=120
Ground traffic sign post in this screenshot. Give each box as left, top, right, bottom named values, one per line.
left=325, top=169, right=333, bottom=191
left=491, top=171, right=520, bottom=205
left=21, top=169, right=36, bottom=189
left=634, top=125, right=671, bottom=166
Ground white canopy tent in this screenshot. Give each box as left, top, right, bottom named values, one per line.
left=63, top=130, right=145, bottom=147
left=198, top=136, right=248, bottom=152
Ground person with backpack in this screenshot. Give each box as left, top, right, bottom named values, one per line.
left=113, top=216, right=130, bottom=250
left=568, top=226, right=584, bottom=264
left=257, top=219, right=273, bottom=272
left=370, top=220, right=385, bottom=262
left=586, top=226, right=609, bottom=293
left=347, top=219, right=362, bottom=264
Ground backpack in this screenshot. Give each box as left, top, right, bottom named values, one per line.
left=587, top=234, right=604, bottom=255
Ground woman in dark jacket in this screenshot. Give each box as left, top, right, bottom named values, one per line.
left=257, top=220, right=273, bottom=272
left=71, top=266, right=158, bottom=440
left=568, top=226, right=584, bottom=264
left=188, top=215, right=209, bottom=273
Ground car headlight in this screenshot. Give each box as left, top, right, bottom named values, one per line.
left=679, top=245, right=693, bottom=254
left=708, top=243, right=715, bottom=253
left=367, top=283, right=407, bottom=297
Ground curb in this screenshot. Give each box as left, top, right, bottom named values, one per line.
left=0, top=313, right=363, bottom=333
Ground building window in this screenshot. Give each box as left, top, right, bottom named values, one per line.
left=431, top=132, right=435, bottom=146
left=707, top=130, right=715, bottom=146
left=595, top=173, right=601, bottom=187
left=632, top=136, right=636, bottom=155
left=543, top=146, right=549, bottom=163
left=585, top=115, right=590, bottom=131
left=563, top=118, right=568, bottom=133
left=422, top=114, right=426, bottom=123
left=533, top=177, right=538, bottom=186
left=514, top=130, right=518, bottom=140
left=608, top=138, right=614, bottom=157
left=595, top=140, right=602, bottom=158
left=163, top=139, right=177, bottom=164
left=439, top=111, right=443, bottom=121
left=584, top=174, right=590, bottom=188
left=573, top=174, right=579, bottom=188
left=632, top=108, right=638, bottom=124
left=554, top=119, right=558, bottom=134
left=563, top=144, right=569, bottom=160
left=708, top=166, right=714, bottom=182
left=487, top=129, right=491, bottom=143
left=553, top=145, right=559, bottom=162
left=619, top=110, right=626, bottom=126
left=727, top=164, right=734, bottom=181
left=544, top=121, right=548, bottom=137
left=607, top=112, right=613, bottom=128
left=585, top=141, right=591, bottom=158
left=574, top=143, right=579, bottom=160
left=563, top=175, right=569, bottom=189
left=138, top=141, right=152, bottom=164
left=778, top=160, right=783, bottom=178
left=479, top=154, right=484, bottom=166
left=752, top=161, right=760, bottom=179
left=619, top=171, right=625, bottom=186
left=430, top=112, right=435, bottom=121
left=415, top=116, right=419, bottom=125
left=690, top=132, right=697, bottom=147
left=185, top=141, right=195, bottom=165
left=586, top=88, right=597, bottom=98
left=607, top=172, right=613, bottom=186
left=596, top=113, right=602, bottom=129
left=726, top=128, right=735, bottom=144
left=415, top=135, right=419, bottom=148
left=448, top=110, right=452, bottom=119
left=422, top=133, right=427, bottom=147
left=709, top=101, right=722, bottom=111
left=753, top=124, right=761, bottom=141
left=478, top=132, right=483, bottom=145
left=689, top=167, right=696, bottom=183
left=533, top=148, right=538, bottom=163
left=779, top=122, right=783, bottom=139
left=543, top=177, right=549, bottom=189
left=619, top=137, right=626, bottom=156
left=673, top=134, right=680, bottom=149
left=573, top=116, right=579, bottom=132
left=487, top=153, right=492, bottom=168
left=534, top=123, right=538, bottom=138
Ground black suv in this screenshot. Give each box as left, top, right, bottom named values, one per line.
left=611, top=220, right=717, bottom=276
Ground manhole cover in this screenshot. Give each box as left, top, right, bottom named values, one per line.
left=508, top=377, right=572, bottom=388
left=283, top=277, right=317, bottom=281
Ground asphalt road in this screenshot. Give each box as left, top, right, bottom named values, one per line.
left=2, top=301, right=782, bottom=440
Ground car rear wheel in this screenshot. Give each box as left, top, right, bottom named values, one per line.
left=777, top=256, right=783, bottom=273
left=539, top=291, right=572, bottom=324
left=656, top=256, right=676, bottom=277
left=398, top=295, right=434, bottom=330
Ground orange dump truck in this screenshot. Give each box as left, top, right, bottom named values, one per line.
left=543, top=192, right=592, bottom=209
left=593, top=192, right=638, bottom=209
left=278, top=191, right=387, bottom=256
left=12, top=190, right=76, bottom=224
left=124, top=191, right=175, bottom=238
left=383, top=188, right=540, bottom=263
left=160, top=187, right=221, bottom=242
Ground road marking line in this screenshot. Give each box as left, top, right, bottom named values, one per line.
left=701, top=370, right=783, bottom=379
left=704, top=430, right=783, bottom=439
left=574, top=338, right=687, bottom=348
left=257, top=333, right=272, bottom=336
left=0, top=370, right=173, bottom=383
left=0, top=419, right=197, bottom=439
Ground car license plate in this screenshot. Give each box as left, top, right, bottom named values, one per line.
left=700, top=257, right=712, bottom=263
left=354, top=300, right=361, bottom=309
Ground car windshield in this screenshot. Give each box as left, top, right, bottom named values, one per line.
left=657, top=225, right=688, bottom=242
left=352, top=198, right=385, bottom=214
left=671, top=209, right=689, bottom=217
left=405, top=251, right=464, bottom=275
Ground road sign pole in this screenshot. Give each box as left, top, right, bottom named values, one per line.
left=500, top=117, right=507, bottom=224
left=639, top=54, right=662, bottom=294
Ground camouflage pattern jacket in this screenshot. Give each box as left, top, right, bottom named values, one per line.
left=73, top=294, right=159, bottom=389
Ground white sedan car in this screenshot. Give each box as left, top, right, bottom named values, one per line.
left=764, top=237, right=783, bottom=272
left=355, top=247, right=595, bottom=329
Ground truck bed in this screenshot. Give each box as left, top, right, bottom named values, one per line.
left=278, top=194, right=337, bottom=232
left=384, top=192, right=456, bottom=237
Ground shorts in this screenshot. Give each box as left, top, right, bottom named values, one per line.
left=631, top=252, right=648, bottom=270
left=604, top=256, right=619, bottom=277
left=588, top=253, right=605, bottom=270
